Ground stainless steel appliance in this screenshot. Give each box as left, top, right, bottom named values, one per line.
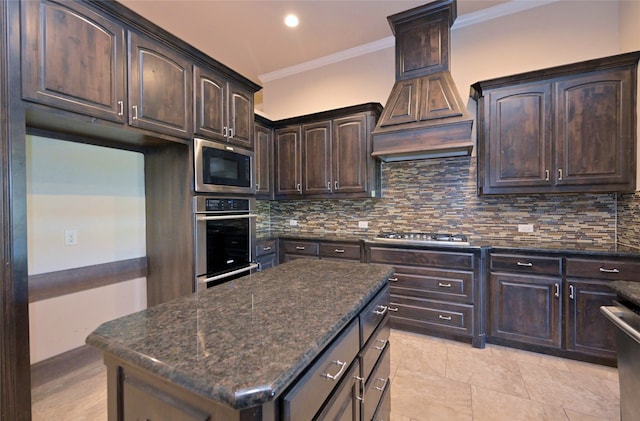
left=194, top=137, right=255, bottom=195
left=373, top=232, right=470, bottom=246
left=194, top=196, right=257, bottom=291
left=601, top=301, right=640, bottom=421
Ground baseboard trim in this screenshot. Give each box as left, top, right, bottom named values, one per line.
left=30, top=345, right=102, bottom=389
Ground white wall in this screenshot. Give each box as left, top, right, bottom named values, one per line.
left=27, top=135, right=147, bottom=363
left=262, top=1, right=628, bottom=120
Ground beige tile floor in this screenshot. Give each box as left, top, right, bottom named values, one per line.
left=31, top=330, right=620, bottom=420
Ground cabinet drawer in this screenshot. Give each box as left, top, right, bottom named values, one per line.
left=281, top=240, right=319, bottom=256
left=255, top=239, right=277, bottom=257
left=389, top=296, right=473, bottom=336
left=369, top=247, right=474, bottom=270
left=491, top=253, right=562, bottom=276
left=566, top=258, right=640, bottom=281
left=363, top=344, right=390, bottom=421
left=371, top=374, right=391, bottom=421
left=360, top=287, right=390, bottom=347
left=390, top=265, right=473, bottom=303
left=319, top=242, right=361, bottom=261
left=360, top=320, right=390, bottom=382
left=282, top=319, right=359, bottom=421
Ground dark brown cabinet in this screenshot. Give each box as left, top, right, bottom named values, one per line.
left=254, top=117, right=274, bottom=199
left=128, top=31, right=193, bottom=139
left=367, top=245, right=484, bottom=348
left=279, top=238, right=361, bottom=264
left=22, top=0, right=127, bottom=123
left=273, top=104, right=382, bottom=200
left=473, top=52, right=640, bottom=194
left=255, top=238, right=277, bottom=271
left=194, top=65, right=253, bottom=148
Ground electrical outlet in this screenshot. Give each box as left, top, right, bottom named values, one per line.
left=64, top=229, right=78, bottom=245
left=289, top=219, right=298, bottom=226
left=517, top=224, right=534, bottom=233
left=358, top=221, right=369, bottom=229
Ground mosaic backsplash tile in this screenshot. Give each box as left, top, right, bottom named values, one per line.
left=257, top=156, right=629, bottom=246
left=617, top=191, right=640, bottom=248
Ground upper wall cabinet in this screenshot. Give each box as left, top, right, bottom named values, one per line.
left=22, top=0, right=127, bottom=123
left=194, top=65, right=254, bottom=149
left=472, top=52, right=640, bottom=195
left=128, top=32, right=193, bottom=139
left=273, top=103, right=382, bottom=200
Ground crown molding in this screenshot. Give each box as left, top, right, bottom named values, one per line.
left=258, top=0, right=562, bottom=84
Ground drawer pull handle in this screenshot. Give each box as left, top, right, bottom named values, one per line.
left=554, top=283, right=560, bottom=298
left=388, top=277, right=398, bottom=282
left=373, top=339, right=387, bottom=351
left=334, top=249, right=345, bottom=253
left=517, top=262, right=533, bottom=267
left=373, top=377, right=389, bottom=392
left=355, top=376, right=365, bottom=402
left=388, top=306, right=399, bottom=312
left=117, top=100, right=124, bottom=116
left=295, top=246, right=305, bottom=250
left=569, top=284, right=575, bottom=300
left=545, top=169, right=550, bottom=181
left=438, top=282, right=452, bottom=288
left=599, top=267, right=620, bottom=273
left=322, top=360, right=347, bottom=381
left=438, top=314, right=452, bottom=321
left=262, top=246, right=272, bottom=251
left=373, top=305, right=388, bottom=316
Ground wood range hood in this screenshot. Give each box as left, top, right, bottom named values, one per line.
left=372, top=0, right=474, bottom=162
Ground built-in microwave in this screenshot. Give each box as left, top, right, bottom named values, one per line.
left=194, top=138, right=255, bottom=195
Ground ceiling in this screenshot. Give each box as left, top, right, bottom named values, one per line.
left=118, top=0, right=510, bottom=86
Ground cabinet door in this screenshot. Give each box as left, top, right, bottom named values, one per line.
left=128, top=32, right=193, bottom=138
left=255, top=123, right=273, bottom=198
left=554, top=68, right=634, bottom=190
left=228, top=84, right=254, bottom=148
left=22, top=0, right=126, bottom=122
left=194, top=65, right=226, bottom=140
left=484, top=82, right=552, bottom=191
left=314, top=361, right=361, bottom=421
left=333, top=114, right=367, bottom=194
left=565, top=279, right=617, bottom=360
left=490, top=273, right=561, bottom=348
left=302, top=121, right=332, bottom=195
left=274, top=126, right=302, bottom=196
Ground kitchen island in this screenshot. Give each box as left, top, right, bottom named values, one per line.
left=86, top=259, right=394, bottom=421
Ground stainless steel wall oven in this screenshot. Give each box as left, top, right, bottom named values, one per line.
left=194, top=196, right=257, bottom=291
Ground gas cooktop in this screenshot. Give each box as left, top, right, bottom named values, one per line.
left=373, top=232, right=470, bottom=246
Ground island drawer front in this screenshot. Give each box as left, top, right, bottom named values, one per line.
left=363, top=344, right=390, bottom=421
left=566, top=258, right=640, bottom=281
left=360, top=320, right=390, bottom=382
left=390, top=265, right=474, bottom=303
left=319, top=242, right=361, bottom=260
left=282, top=318, right=359, bottom=421
left=389, top=296, right=473, bottom=335
left=369, top=246, right=474, bottom=270
left=281, top=240, right=319, bottom=256
left=371, top=375, right=391, bottom=421
left=491, top=254, right=562, bottom=275
left=360, top=286, right=391, bottom=346
left=255, top=239, right=277, bottom=257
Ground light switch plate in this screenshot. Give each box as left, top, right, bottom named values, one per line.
left=358, top=221, right=369, bottom=229
left=518, top=224, right=534, bottom=233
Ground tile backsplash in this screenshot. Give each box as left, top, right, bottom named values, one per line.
left=258, top=156, right=638, bottom=247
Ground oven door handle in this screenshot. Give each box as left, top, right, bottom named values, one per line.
left=198, top=263, right=259, bottom=285
left=601, top=305, right=640, bottom=344
left=196, top=214, right=258, bottom=221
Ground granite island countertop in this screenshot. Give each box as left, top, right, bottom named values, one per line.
left=86, top=259, right=394, bottom=410
left=608, top=281, right=640, bottom=307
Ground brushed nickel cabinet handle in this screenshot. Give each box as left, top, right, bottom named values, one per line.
left=223, top=127, right=228, bottom=137
left=438, top=282, right=452, bottom=288
left=295, top=246, right=305, bottom=250
left=373, top=305, right=388, bottom=316
left=599, top=267, right=620, bottom=273
left=334, top=181, right=338, bottom=190
left=517, top=262, right=533, bottom=267
left=117, top=100, right=123, bottom=116
left=132, top=105, right=138, bottom=120
left=296, top=183, right=302, bottom=193
left=554, top=283, right=560, bottom=298
left=569, top=284, right=575, bottom=300
left=438, top=314, right=452, bottom=321
left=373, top=338, right=387, bottom=350
left=262, top=246, right=272, bottom=251
left=334, top=249, right=345, bottom=253
left=545, top=170, right=549, bottom=181
left=229, top=128, right=234, bottom=138
left=388, top=306, right=399, bottom=312
left=355, top=376, right=364, bottom=402
left=388, top=277, right=398, bottom=282
left=558, top=168, right=563, bottom=180
left=373, top=377, right=389, bottom=392
left=322, top=360, right=347, bottom=381
left=327, top=181, right=332, bottom=191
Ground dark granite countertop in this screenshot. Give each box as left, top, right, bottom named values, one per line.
left=86, top=259, right=394, bottom=410
left=609, top=281, right=640, bottom=307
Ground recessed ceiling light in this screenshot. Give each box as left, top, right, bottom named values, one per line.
left=284, top=14, right=299, bottom=28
